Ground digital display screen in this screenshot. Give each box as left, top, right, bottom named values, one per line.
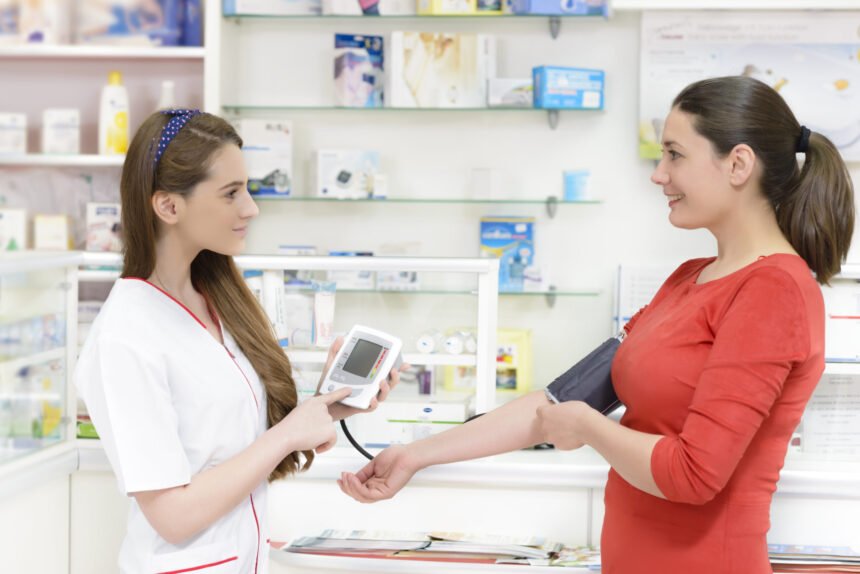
left=342, top=339, right=383, bottom=378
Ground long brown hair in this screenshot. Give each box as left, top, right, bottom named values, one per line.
left=673, top=76, right=855, bottom=284
left=120, top=111, right=313, bottom=479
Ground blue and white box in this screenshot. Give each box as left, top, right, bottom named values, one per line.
left=327, top=251, right=375, bottom=290
left=335, top=34, right=384, bottom=108
left=76, top=0, right=183, bottom=46
left=480, top=216, right=535, bottom=293
left=233, top=119, right=293, bottom=197
left=533, top=66, right=604, bottom=110
left=224, top=0, right=322, bottom=16
left=509, top=0, right=608, bottom=16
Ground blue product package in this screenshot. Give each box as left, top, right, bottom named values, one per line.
left=480, top=217, right=535, bottom=293
left=509, top=0, right=608, bottom=15
left=533, top=66, right=604, bottom=110
left=81, top=0, right=182, bottom=46
left=182, top=0, right=202, bottom=46
left=334, top=33, right=384, bottom=108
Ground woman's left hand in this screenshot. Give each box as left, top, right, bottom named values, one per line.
left=536, top=401, right=592, bottom=451
left=316, top=337, right=410, bottom=421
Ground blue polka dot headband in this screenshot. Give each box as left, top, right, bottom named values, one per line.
left=152, top=109, right=201, bottom=171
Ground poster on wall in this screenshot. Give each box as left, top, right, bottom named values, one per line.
left=639, top=12, right=860, bottom=161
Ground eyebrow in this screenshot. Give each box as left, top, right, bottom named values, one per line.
left=218, top=180, right=246, bottom=190
left=662, top=140, right=685, bottom=150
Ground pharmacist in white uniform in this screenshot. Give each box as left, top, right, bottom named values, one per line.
left=75, top=110, right=398, bottom=573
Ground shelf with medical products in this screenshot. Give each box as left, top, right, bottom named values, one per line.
left=0, top=251, right=79, bottom=486
left=0, top=154, right=125, bottom=168
left=80, top=250, right=503, bottom=413
left=0, top=45, right=206, bottom=60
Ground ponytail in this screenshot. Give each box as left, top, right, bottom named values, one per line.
left=778, top=131, right=854, bottom=284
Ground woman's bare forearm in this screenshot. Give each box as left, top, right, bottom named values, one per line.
left=407, top=390, right=552, bottom=470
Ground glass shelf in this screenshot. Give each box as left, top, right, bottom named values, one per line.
left=253, top=196, right=601, bottom=206
left=226, top=12, right=607, bottom=20
left=223, top=104, right=582, bottom=113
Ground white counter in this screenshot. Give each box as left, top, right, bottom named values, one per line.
left=75, top=440, right=860, bottom=498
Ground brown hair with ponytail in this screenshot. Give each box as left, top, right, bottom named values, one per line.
left=119, top=111, right=312, bottom=480
left=673, top=75, right=855, bottom=284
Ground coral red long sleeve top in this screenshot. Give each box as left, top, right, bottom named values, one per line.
left=602, top=254, right=824, bottom=574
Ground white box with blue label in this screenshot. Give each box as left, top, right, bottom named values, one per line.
left=232, top=119, right=293, bottom=197
left=224, top=0, right=322, bottom=15
left=533, top=66, right=604, bottom=110
left=480, top=216, right=535, bottom=293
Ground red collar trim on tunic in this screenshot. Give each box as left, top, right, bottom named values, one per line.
left=123, top=277, right=208, bottom=330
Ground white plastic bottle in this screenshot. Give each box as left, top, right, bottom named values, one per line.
left=98, top=71, right=129, bottom=156
left=156, top=80, right=176, bottom=111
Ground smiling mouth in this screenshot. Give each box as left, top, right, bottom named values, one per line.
left=666, top=194, right=684, bottom=203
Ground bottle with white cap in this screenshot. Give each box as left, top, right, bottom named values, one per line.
left=98, top=71, right=129, bottom=155
left=157, top=80, right=176, bottom=111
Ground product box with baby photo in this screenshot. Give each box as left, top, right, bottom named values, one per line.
left=480, top=216, right=535, bottom=292
left=233, top=119, right=293, bottom=197
left=334, top=33, right=384, bottom=108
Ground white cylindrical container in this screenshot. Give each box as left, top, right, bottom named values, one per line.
left=243, top=270, right=264, bottom=306
left=262, top=270, right=288, bottom=346
left=99, top=71, right=129, bottom=156
left=312, top=281, right=336, bottom=348
left=157, top=80, right=176, bottom=111
left=415, top=328, right=442, bottom=354
left=462, top=331, right=477, bottom=354
left=444, top=332, right=465, bottom=355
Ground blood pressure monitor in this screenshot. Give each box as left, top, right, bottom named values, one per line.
left=321, top=325, right=403, bottom=409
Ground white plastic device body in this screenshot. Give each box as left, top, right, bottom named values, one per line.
left=320, top=325, right=403, bottom=409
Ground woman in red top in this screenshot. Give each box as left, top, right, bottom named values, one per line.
left=338, top=76, right=856, bottom=573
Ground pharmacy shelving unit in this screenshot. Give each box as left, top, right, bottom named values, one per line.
left=0, top=251, right=79, bottom=574
left=81, top=251, right=501, bottom=412
left=0, top=40, right=206, bottom=162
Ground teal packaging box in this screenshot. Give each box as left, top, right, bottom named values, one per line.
left=480, top=216, right=535, bottom=293
left=533, top=66, right=604, bottom=110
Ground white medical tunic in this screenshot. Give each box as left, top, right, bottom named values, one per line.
left=76, top=278, right=270, bottom=574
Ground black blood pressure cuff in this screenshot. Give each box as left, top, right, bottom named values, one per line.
left=544, top=334, right=624, bottom=415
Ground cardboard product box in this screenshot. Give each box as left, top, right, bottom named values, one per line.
left=311, top=149, right=380, bottom=198
left=34, top=214, right=72, bottom=250
left=487, top=78, right=533, bottom=108
left=20, top=0, right=71, bottom=44
left=0, top=113, right=27, bottom=154
left=322, top=0, right=415, bottom=15
left=42, top=109, right=80, bottom=154
left=509, top=0, right=608, bottom=15
left=223, top=0, right=322, bottom=16
left=278, top=244, right=316, bottom=286
left=85, top=203, right=122, bottom=252
left=334, top=33, right=384, bottom=108
left=0, top=208, right=27, bottom=251
left=389, top=32, right=496, bottom=108
left=480, top=216, right=535, bottom=292
left=75, top=0, right=182, bottom=46
left=354, top=397, right=471, bottom=448
left=417, top=0, right=475, bottom=14
left=0, top=0, right=20, bottom=45
left=533, top=66, right=604, bottom=110
left=233, top=119, right=293, bottom=197
left=326, top=251, right=375, bottom=289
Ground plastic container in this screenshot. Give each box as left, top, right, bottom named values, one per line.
left=98, top=71, right=129, bottom=156
left=312, top=281, right=336, bottom=348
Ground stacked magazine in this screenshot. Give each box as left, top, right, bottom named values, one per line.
left=284, top=530, right=601, bottom=567
left=770, top=544, right=860, bottom=572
